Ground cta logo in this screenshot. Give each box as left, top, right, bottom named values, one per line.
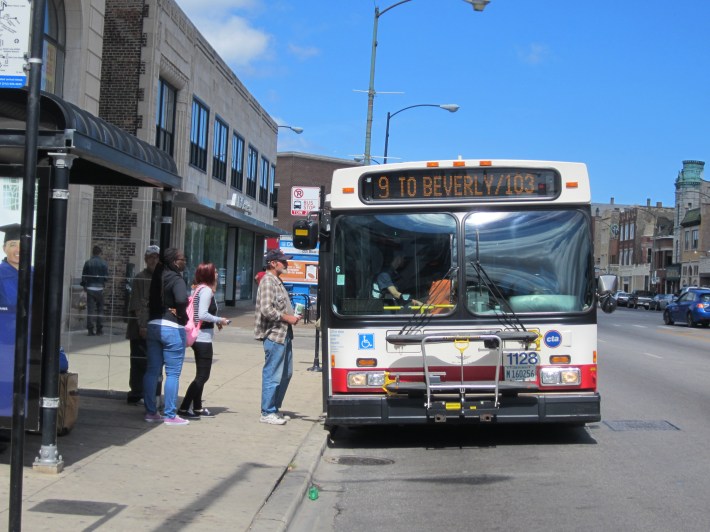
left=544, top=330, right=562, bottom=348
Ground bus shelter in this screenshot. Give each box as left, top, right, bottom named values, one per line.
left=0, top=88, right=181, bottom=432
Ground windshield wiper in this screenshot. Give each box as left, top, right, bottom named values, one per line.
left=470, top=230, right=527, bottom=332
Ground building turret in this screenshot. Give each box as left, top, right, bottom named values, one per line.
left=676, top=160, right=704, bottom=189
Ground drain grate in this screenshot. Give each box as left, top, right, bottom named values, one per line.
left=603, top=420, right=680, bottom=431
left=325, top=456, right=395, bottom=466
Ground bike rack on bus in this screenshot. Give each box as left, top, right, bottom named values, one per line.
left=386, top=330, right=539, bottom=421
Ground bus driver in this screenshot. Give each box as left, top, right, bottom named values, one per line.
left=372, top=255, right=422, bottom=306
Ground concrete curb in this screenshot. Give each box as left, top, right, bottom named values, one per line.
left=249, top=420, right=328, bottom=531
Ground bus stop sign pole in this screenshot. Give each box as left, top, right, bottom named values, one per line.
left=9, top=0, right=48, bottom=530
left=307, top=185, right=325, bottom=372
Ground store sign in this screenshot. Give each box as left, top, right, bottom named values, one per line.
left=280, top=236, right=318, bottom=256
left=291, top=186, right=320, bottom=216
left=280, top=260, right=318, bottom=285
left=0, top=1, right=32, bottom=89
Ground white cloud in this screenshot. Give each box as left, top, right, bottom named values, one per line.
left=518, top=43, right=549, bottom=66
left=206, top=17, right=272, bottom=67
left=174, top=0, right=272, bottom=69
left=288, top=43, right=320, bottom=61
left=175, top=0, right=259, bottom=18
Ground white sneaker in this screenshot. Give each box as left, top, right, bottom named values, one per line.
left=260, top=413, right=287, bottom=425
left=276, top=412, right=291, bottom=421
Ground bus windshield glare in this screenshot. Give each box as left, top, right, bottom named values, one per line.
left=332, top=209, right=593, bottom=316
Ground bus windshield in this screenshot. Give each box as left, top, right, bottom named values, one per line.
left=465, top=209, right=593, bottom=314
left=332, top=213, right=457, bottom=316
left=331, top=209, right=593, bottom=317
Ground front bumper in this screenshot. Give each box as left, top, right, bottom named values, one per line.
left=325, top=392, right=600, bottom=428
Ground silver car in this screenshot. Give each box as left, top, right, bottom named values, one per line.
left=649, top=293, right=674, bottom=311
left=614, top=291, right=630, bottom=307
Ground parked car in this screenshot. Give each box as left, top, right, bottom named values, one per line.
left=663, top=288, right=710, bottom=327
left=649, top=293, right=674, bottom=311
left=676, top=286, right=710, bottom=299
left=628, top=290, right=654, bottom=309
left=614, top=291, right=630, bottom=307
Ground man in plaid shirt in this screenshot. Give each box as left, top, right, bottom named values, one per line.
left=254, top=249, right=302, bottom=425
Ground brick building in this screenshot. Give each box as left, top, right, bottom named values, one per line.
left=593, top=160, right=710, bottom=295
left=274, top=152, right=361, bottom=233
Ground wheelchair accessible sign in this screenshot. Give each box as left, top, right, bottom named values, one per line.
left=358, top=333, right=375, bottom=350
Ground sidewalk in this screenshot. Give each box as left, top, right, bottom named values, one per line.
left=0, top=307, right=327, bottom=531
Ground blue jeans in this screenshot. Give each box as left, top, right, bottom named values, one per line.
left=144, top=324, right=186, bottom=418
left=261, top=337, right=293, bottom=415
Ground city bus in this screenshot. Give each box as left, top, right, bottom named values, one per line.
left=293, top=159, right=617, bottom=432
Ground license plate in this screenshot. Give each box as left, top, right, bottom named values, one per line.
left=504, top=367, right=537, bottom=381
left=504, top=351, right=539, bottom=382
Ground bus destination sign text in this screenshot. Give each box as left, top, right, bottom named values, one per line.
left=361, top=168, right=559, bottom=202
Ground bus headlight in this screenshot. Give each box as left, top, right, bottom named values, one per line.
left=540, top=367, right=581, bottom=386
left=347, top=372, right=386, bottom=387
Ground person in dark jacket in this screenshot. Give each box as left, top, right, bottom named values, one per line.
left=126, top=245, right=161, bottom=404
left=81, top=245, right=109, bottom=336
left=143, top=247, right=190, bottom=425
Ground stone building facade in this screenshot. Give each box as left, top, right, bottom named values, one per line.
left=674, top=160, right=710, bottom=287
left=2, top=0, right=286, bottom=334
left=61, top=0, right=283, bottom=322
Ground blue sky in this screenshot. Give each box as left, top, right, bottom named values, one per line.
left=174, top=0, right=710, bottom=206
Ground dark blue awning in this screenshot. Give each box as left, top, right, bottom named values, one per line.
left=0, top=88, right=181, bottom=188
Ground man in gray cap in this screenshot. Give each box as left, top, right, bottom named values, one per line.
left=125, top=245, right=161, bottom=404
left=254, top=248, right=301, bottom=425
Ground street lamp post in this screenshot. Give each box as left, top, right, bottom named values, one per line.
left=278, top=125, right=304, bottom=134
left=362, top=0, right=489, bottom=165
left=383, top=103, right=459, bottom=163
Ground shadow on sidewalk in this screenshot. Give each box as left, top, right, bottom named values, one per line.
left=0, top=392, right=161, bottom=468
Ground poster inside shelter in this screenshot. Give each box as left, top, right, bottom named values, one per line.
left=0, top=176, right=33, bottom=417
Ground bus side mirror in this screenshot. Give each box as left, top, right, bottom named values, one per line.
left=293, top=219, right=318, bottom=250
left=597, top=274, right=618, bottom=314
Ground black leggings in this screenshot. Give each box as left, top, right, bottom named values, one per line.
left=179, top=341, right=214, bottom=412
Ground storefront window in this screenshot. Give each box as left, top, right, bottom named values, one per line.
left=184, top=213, right=228, bottom=304
left=236, top=229, right=254, bottom=300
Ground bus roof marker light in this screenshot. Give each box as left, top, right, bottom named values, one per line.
left=480, top=160, right=492, bottom=166
left=453, top=160, right=465, bottom=167
left=566, top=181, right=579, bottom=188
left=343, top=187, right=355, bottom=194
left=426, top=161, right=439, bottom=168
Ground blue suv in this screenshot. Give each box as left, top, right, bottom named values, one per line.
left=663, top=289, right=710, bottom=327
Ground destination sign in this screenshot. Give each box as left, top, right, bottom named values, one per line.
left=361, top=168, right=560, bottom=202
